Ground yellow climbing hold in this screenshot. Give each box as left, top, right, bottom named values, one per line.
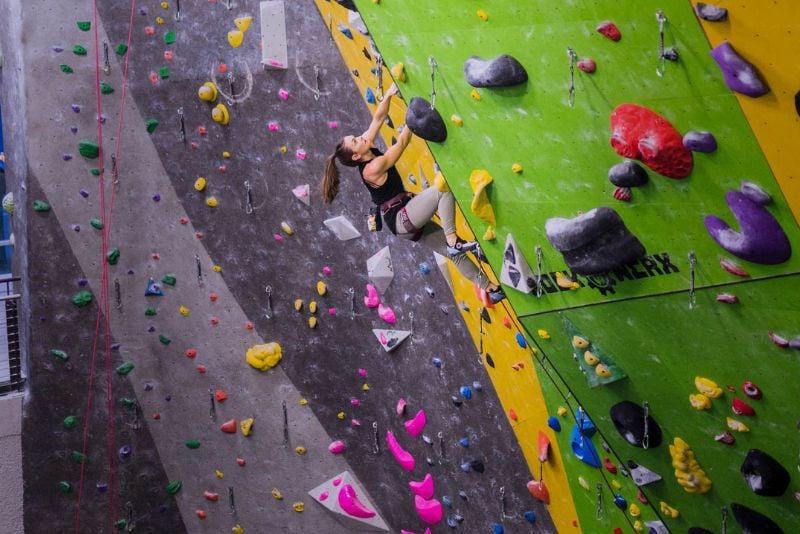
left=160, top=1, right=168, bottom=8
left=280, top=146, right=288, bottom=153
left=179, top=305, right=189, bottom=316
left=556, top=272, right=580, bottom=290
left=245, top=342, right=282, bottom=371
left=156, top=16, right=165, bottom=24
left=292, top=502, right=305, bottom=513
left=595, top=363, right=612, bottom=377
left=198, top=82, right=218, bottom=102
left=316, top=281, right=327, bottom=296
left=271, top=488, right=283, bottom=500
left=694, top=376, right=722, bottom=399
left=450, top=114, right=463, bottom=126
left=583, top=350, right=600, bottom=366
left=572, top=336, right=589, bottom=349
left=556, top=406, right=567, bottom=417
left=337, top=411, right=345, bottom=420
left=205, top=196, right=219, bottom=208
left=308, top=317, right=317, bottom=329
left=234, top=16, right=253, bottom=33
left=194, top=177, right=207, bottom=191
left=240, top=417, right=254, bottom=437
left=222, top=151, right=231, bottom=159
left=469, top=169, right=496, bottom=227
left=482, top=226, right=495, bottom=241
left=689, top=393, right=711, bottom=410
left=309, top=301, right=318, bottom=314
left=476, top=9, right=488, bottom=21
left=537, top=329, right=550, bottom=339
left=611, top=479, right=621, bottom=490
left=432, top=171, right=450, bottom=193
left=299, top=398, right=308, bottom=406
left=727, top=416, right=750, bottom=432
left=212, top=103, right=230, bottom=125
left=227, top=29, right=244, bottom=48
left=629, top=504, right=641, bottom=517
left=232, top=525, right=244, bottom=534
left=470, top=89, right=481, bottom=101
left=295, top=446, right=307, bottom=455
left=511, top=163, right=523, bottom=174
left=362, top=383, right=370, bottom=391
left=294, top=299, right=303, bottom=312
left=578, top=476, right=590, bottom=491
left=215, top=470, right=224, bottom=478
left=669, top=437, right=712, bottom=494
left=281, top=221, right=294, bottom=235
left=633, top=520, right=643, bottom=532
left=212, top=265, right=222, bottom=273
left=660, top=501, right=679, bottom=518
left=391, top=62, right=406, bottom=82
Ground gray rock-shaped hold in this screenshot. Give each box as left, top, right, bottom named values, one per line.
left=741, top=449, right=790, bottom=497
left=464, top=55, right=528, bottom=88
left=683, top=131, right=718, bottom=153
left=710, top=41, right=769, bottom=97
left=731, top=503, right=783, bottom=534
left=405, top=97, right=447, bottom=143
left=545, top=208, right=646, bottom=275
left=695, top=3, right=728, bottom=22
left=608, top=160, right=649, bottom=187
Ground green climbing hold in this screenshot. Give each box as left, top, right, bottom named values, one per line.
left=185, top=439, right=201, bottom=449
left=164, top=31, right=176, bottom=45
left=119, top=397, right=136, bottom=408
left=90, top=168, right=101, bottom=176
left=159, top=335, right=171, bottom=345
left=145, top=307, right=157, bottom=316
left=50, top=349, right=69, bottom=361
left=72, top=290, right=93, bottom=308
left=90, top=218, right=103, bottom=230
left=106, top=248, right=120, bottom=265
left=114, top=519, right=128, bottom=530
left=159, top=67, right=170, bottom=79
left=115, top=361, right=135, bottom=375
left=63, top=415, right=78, bottom=429
left=77, top=21, right=91, bottom=31
left=73, top=45, right=87, bottom=56
left=78, top=140, right=100, bottom=159
left=145, top=119, right=159, bottom=134
left=115, top=43, right=128, bottom=56
left=71, top=451, right=88, bottom=464
left=161, top=274, right=176, bottom=286
left=100, top=82, right=114, bottom=95
left=165, top=480, right=182, bottom=495
left=59, top=481, right=72, bottom=493
left=60, top=64, right=74, bottom=74
left=33, top=200, right=51, bottom=212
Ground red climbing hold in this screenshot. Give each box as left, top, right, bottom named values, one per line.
left=185, top=348, right=197, bottom=359
left=603, top=457, right=618, bottom=474
left=236, top=457, right=246, bottom=466
left=195, top=510, right=207, bottom=519
left=508, top=409, right=518, bottom=422
left=221, top=419, right=237, bottom=433
left=596, top=21, right=622, bottom=42
left=198, top=126, right=208, bottom=136
left=218, top=165, right=227, bottom=173
left=577, top=58, right=597, bottom=74
left=502, top=316, right=511, bottom=329
left=195, top=232, right=204, bottom=239
left=636, top=489, right=648, bottom=504
left=214, top=390, right=228, bottom=402
left=538, top=431, right=550, bottom=463
left=526, top=480, right=550, bottom=504
left=204, top=490, right=219, bottom=502
left=197, top=365, right=207, bottom=374
left=732, top=398, right=755, bottom=416
left=180, top=216, right=189, bottom=225
left=742, top=381, right=762, bottom=399
left=152, top=412, right=161, bottom=420
left=209, top=292, right=218, bottom=302
left=610, top=104, right=693, bottom=179
left=613, top=528, right=623, bottom=534
left=613, top=186, right=632, bottom=202
left=245, top=321, right=254, bottom=330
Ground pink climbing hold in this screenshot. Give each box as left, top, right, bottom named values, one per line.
left=319, top=491, right=329, bottom=501
left=577, top=58, right=597, bottom=73
left=351, top=399, right=360, bottom=406
left=295, top=149, right=306, bottom=160
left=377, top=304, right=396, bottom=324
left=332, top=477, right=342, bottom=487
left=328, top=121, right=339, bottom=129
left=409, top=473, right=435, bottom=499
left=610, top=103, right=693, bottom=178
left=274, top=234, right=283, bottom=241
left=596, top=21, right=621, bottom=41
left=278, top=88, right=290, bottom=100
left=363, top=284, right=380, bottom=308
left=414, top=495, right=443, bottom=526
left=358, top=368, right=368, bottom=377
left=328, top=308, right=337, bottom=316
left=322, top=266, right=332, bottom=275
left=404, top=409, right=427, bottom=438
left=328, top=440, right=346, bottom=454
left=396, top=398, right=407, bottom=416
left=338, top=484, right=377, bottom=519
left=386, top=430, right=416, bottom=471
left=268, top=122, right=280, bottom=132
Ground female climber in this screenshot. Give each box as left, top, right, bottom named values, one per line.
left=321, top=83, right=505, bottom=304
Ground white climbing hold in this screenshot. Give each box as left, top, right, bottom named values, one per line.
left=324, top=216, right=361, bottom=241
left=366, top=246, right=394, bottom=294
left=292, top=184, right=310, bottom=206
left=373, top=329, right=412, bottom=352
left=500, top=232, right=536, bottom=294
left=308, top=471, right=389, bottom=532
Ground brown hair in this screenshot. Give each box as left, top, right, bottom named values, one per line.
left=322, top=139, right=357, bottom=204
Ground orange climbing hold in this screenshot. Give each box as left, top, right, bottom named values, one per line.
left=214, top=390, right=228, bottom=402
left=220, top=419, right=237, bottom=433
left=185, top=348, right=197, bottom=359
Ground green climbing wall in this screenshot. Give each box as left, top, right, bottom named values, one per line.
left=355, top=0, right=800, bottom=531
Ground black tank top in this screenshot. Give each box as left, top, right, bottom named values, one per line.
left=357, top=148, right=406, bottom=206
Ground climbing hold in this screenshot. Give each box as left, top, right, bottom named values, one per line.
left=77, top=21, right=91, bottom=31
left=115, top=43, right=128, bottom=56
left=740, top=181, right=772, bottom=205
left=105, top=248, right=120, bottom=265
left=294, top=299, right=303, bottom=312
left=185, top=439, right=201, bottom=449
left=281, top=221, right=294, bottom=235
left=524, top=511, right=537, bottom=524
left=538, top=431, right=550, bottom=463
left=613, top=494, right=628, bottom=510
left=203, top=491, right=219, bottom=502
left=198, top=82, right=218, bottom=102
left=476, top=9, right=488, bottom=21
left=694, top=376, right=723, bottom=398
left=60, top=64, right=74, bottom=74
left=316, top=281, right=327, bottom=296
left=405, top=97, right=447, bottom=143
left=597, top=21, right=621, bottom=41
left=610, top=400, right=663, bottom=448
left=469, top=169, right=496, bottom=226
left=689, top=393, right=711, bottom=410
left=683, top=131, right=717, bottom=153
left=64, top=415, right=78, bottom=428
left=114, top=362, right=134, bottom=376
left=464, top=55, right=528, bottom=88
left=741, top=449, right=790, bottom=496
left=309, top=301, right=318, bottom=314
left=769, top=331, right=790, bottom=347
left=742, top=381, right=762, bottom=399
left=603, top=457, right=618, bottom=474
left=659, top=501, right=679, bottom=518
left=78, top=140, right=100, bottom=159
left=234, top=15, right=252, bottom=32
left=526, top=479, right=550, bottom=504
left=328, top=440, right=346, bottom=454
left=459, top=386, right=473, bottom=400
left=292, top=502, right=305, bottom=513
left=608, top=160, right=649, bottom=187
left=100, top=82, right=114, bottom=94
left=50, top=349, right=69, bottom=361
left=377, top=304, right=396, bottom=324
left=557, top=406, right=567, bottom=417
left=710, top=41, right=769, bottom=97
left=165, top=480, right=182, bottom=494
left=577, top=58, right=596, bottom=74
left=239, top=418, right=254, bottom=437
left=612, top=186, right=632, bottom=202
left=386, top=431, right=415, bottom=471
left=695, top=3, right=728, bottom=21
left=227, top=29, right=244, bottom=48
left=409, top=474, right=434, bottom=499
left=492, top=524, right=504, bottom=534
left=458, top=437, right=470, bottom=448
left=669, top=437, right=712, bottom=494
left=583, top=350, right=600, bottom=366
left=212, top=103, right=230, bottom=126
left=205, top=197, right=218, bottom=208
left=390, top=62, right=406, bottom=83
left=159, top=335, right=171, bottom=345
left=404, top=410, right=427, bottom=438
left=716, top=293, right=738, bottom=303
left=414, top=495, right=443, bottom=525
left=193, top=177, right=207, bottom=192
left=732, top=398, right=755, bottom=416
left=547, top=416, right=561, bottom=432
left=245, top=342, right=282, bottom=371
left=730, top=504, right=783, bottom=534
left=450, top=114, right=463, bottom=126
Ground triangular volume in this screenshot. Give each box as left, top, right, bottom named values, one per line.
left=309, top=471, right=389, bottom=532
left=373, top=329, right=411, bottom=352
left=561, top=316, right=627, bottom=388
left=418, top=162, right=430, bottom=189
left=627, top=460, right=663, bottom=486
left=500, top=233, right=536, bottom=294
left=433, top=252, right=453, bottom=293
left=366, top=246, right=393, bottom=294
left=260, top=1, right=288, bottom=69
left=292, top=184, right=310, bottom=206
left=324, top=216, right=361, bottom=241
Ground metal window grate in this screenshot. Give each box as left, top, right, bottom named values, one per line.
left=0, top=277, right=24, bottom=395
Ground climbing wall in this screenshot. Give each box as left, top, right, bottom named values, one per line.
left=351, top=0, right=800, bottom=532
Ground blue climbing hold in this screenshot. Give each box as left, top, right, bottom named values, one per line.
left=432, top=357, right=442, bottom=368
left=408, top=173, right=417, bottom=185
left=547, top=415, right=561, bottom=432
left=460, top=462, right=472, bottom=473
left=524, top=510, right=537, bottom=524
left=460, top=386, right=473, bottom=399
left=446, top=516, right=458, bottom=528
left=145, top=278, right=163, bottom=296
left=419, top=262, right=431, bottom=274
left=459, top=437, right=470, bottom=448
left=570, top=425, right=601, bottom=468
left=613, top=494, right=627, bottom=511
left=337, top=23, right=353, bottom=40
left=442, top=495, right=453, bottom=508
left=492, top=523, right=505, bottom=534
left=515, top=332, right=527, bottom=348
left=575, top=406, right=596, bottom=437
left=365, top=87, right=376, bottom=104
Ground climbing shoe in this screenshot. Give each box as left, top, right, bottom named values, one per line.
left=488, top=288, right=507, bottom=304
left=447, top=238, right=482, bottom=259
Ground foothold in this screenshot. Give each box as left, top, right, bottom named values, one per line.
left=683, top=131, right=717, bottom=153
left=613, top=187, right=632, bottom=202
left=64, top=415, right=78, bottom=428
left=740, top=181, right=772, bottom=205
left=278, top=88, right=289, bottom=100
left=145, top=119, right=159, bottom=133
left=419, top=262, right=431, bottom=275
left=414, top=495, right=443, bottom=525
left=328, top=440, right=346, bottom=454
left=205, top=197, right=218, bottom=208
left=547, top=416, right=561, bottom=432
left=78, top=140, right=100, bottom=159
left=365, top=87, right=376, bottom=104
left=742, top=381, right=762, bottom=399
left=769, top=331, right=789, bottom=347
left=409, top=473, right=434, bottom=500
left=185, top=439, right=201, bottom=449
left=720, top=257, right=750, bottom=277
left=459, top=386, right=472, bottom=400
left=669, top=437, right=712, bottom=493
left=732, top=397, right=755, bottom=416
left=391, top=62, right=406, bottom=82
left=610, top=400, right=663, bottom=448
left=464, top=54, right=528, bottom=88
left=100, top=82, right=114, bottom=94
left=741, top=449, right=790, bottom=496
left=106, top=248, right=120, bottom=265
left=492, top=524, right=504, bottom=534
left=716, top=293, right=738, bottom=303
left=165, top=480, right=182, bottom=494
left=695, top=376, right=723, bottom=398
left=198, top=82, right=218, bottom=102
left=72, top=290, right=93, bottom=307
left=386, top=431, right=416, bottom=471
left=659, top=501, right=679, bottom=518
left=526, top=479, right=550, bottom=504
left=212, top=104, right=230, bottom=125
left=524, top=510, right=537, bottom=524
left=377, top=304, right=396, bottom=324
left=710, top=41, right=769, bottom=97
left=50, top=349, right=69, bottom=361
left=689, top=393, right=711, bottom=410
left=450, top=114, right=463, bottom=126
left=476, top=9, right=488, bottom=21
left=597, top=21, right=621, bottom=41
left=577, top=58, right=596, bottom=74
left=33, top=200, right=51, bottom=212
left=228, top=29, right=244, bottom=48
left=76, top=21, right=91, bottom=31
left=695, top=2, right=728, bottom=21
left=404, top=410, right=427, bottom=438
left=405, top=97, right=447, bottom=143
left=158, top=335, right=171, bottom=345
left=60, top=64, right=74, bottom=73
left=245, top=342, right=282, bottom=371
left=608, top=160, right=649, bottom=187
left=115, top=43, right=128, bottom=56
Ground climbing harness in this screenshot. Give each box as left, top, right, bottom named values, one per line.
left=177, top=107, right=186, bottom=143
left=264, top=286, right=273, bottom=319
left=282, top=400, right=290, bottom=448
left=374, top=54, right=384, bottom=101
left=656, top=10, right=668, bottom=77
left=535, top=245, right=544, bottom=298
left=566, top=47, right=577, bottom=108
left=244, top=181, right=253, bottom=214
left=428, top=56, right=437, bottom=109
left=102, top=42, right=110, bottom=75
left=688, top=251, right=697, bottom=309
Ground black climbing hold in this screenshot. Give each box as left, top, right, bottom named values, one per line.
left=608, top=160, right=649, bottom=187
left=609, top=401, right=662, bottom=448
left=731, top=503, right=783, bottom=534
left=479, top=307, right=491, bottom=323
left=663, top=48, right=679, bottom=62
left=683, top=131, right=718, bottom=153
left=470, top=459, right=485, bottom=473
left=695, top=2, right=728, bottom=22
left=795, top=90, right=800, bottom=117
left=485, top=353, right=495, bottom=368
left=503, top=242, right=516, bottom=264
left=545, top=208, right=646, bottom=276
left=405, top=97, right=447, bottom=143
left=385, top=115, right=394, bottom=129
left=361, top=47, right=371, bottom=61
left=464, top=55, right=528, bottom=88
left=741, top=449, right=790, bottom=496
left=688, top=528, right=714, bottom=534
left=451, top=396, right=463, bottom=407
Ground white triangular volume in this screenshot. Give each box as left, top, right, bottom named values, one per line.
left=372, top=329, right=411, bottom=352
left=348, top=10, right=369, bottom=35
left=628, top=460, right=662, bottom=486
left=292, top=184, right=310, bottom=206
left=366, top=246, right=393, bottom=294
left=309, top=471, right=389, bottom=532
left=260, top=1, right=288, bottom=69
left=433, top=252, right=453, bottom=293
left=324, top=216, right=361, bottom=241
left=643, top=522, right=668, bottom=534
left=500, top=233, right=535, bottom=294
left=418, top=162, right=430, bottom=189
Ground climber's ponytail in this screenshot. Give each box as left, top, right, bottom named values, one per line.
left=322, top=139, right=357, bottom=204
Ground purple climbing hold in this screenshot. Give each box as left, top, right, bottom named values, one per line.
left=71, top=104, right=81, bottom=113
left=710, top=41, right=769, bottom=98
left=79, top=189, right=89, bottom=198
left=77, top=278, right=88, bottom=286
left=704, top=191, right=791, bottom=264
left=118, top=444, right=132, bottom=459
left=62, top=154, right=73, bottom=161
left=153, top=194, right=161, bottom=202
left=97, top=483, right=108, bottom=493
left=139, top=7, right=147, bottom=15
left=740, top=181, right=772, bottom=205
left=683, top=131, right=717, bottom=153
left=52, top=46, right=64, bottom=53
left=608, top=160, right=649, bottom=187
left=70, top=126, right=78, bottom=134
left=459, top=437, right=470, bottom=448
left=695, top=2, right=728, bottom=22
left=72, top=225, right=81, bottom=232
left=143, top=382, right=154, bottom=391
left=111, top=343, right=121, bottom=351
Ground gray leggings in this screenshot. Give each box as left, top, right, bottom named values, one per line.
left=394, top=186, right=488, bottom=289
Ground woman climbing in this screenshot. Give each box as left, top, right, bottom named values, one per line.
left=321, top=83, right=505, bottom=304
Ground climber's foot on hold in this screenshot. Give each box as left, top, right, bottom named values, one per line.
left=488, top=287, right=506, bottom=304
left=447, top=237, right=483, bottom=260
